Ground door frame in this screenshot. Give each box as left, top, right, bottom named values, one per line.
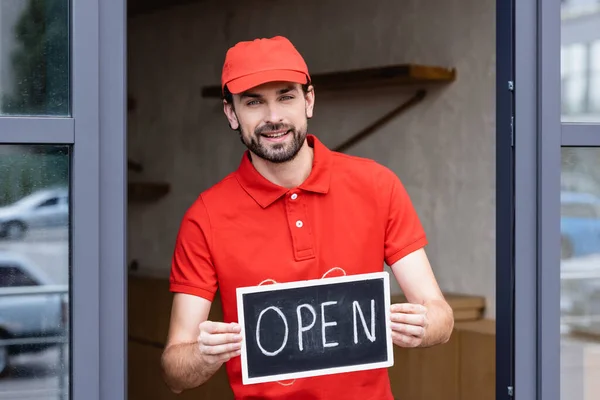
left=96, top=0, right=127, bottom=398
left=513, top=0, right=600, bottom=399
left=74, top=0, right=127, bottom=397
left=496, top=0, right=516, bottom=398
left=512, top=0, right=563, bottom=398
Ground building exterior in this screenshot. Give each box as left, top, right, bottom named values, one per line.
left=0, top=0, right=599, bottom=399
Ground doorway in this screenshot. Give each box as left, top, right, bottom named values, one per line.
left=0, top=0, right=513, bottom=398
left=125, top=1, right=502, bottom=399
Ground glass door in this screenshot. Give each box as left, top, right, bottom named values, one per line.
left=0, top=0, right=126, bottom=399
left=520, top=0, right=600, bottom=399
left=559, top=2, right=600, bottom=399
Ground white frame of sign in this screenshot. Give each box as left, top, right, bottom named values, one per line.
left=236, top=271, right=394, bottom=385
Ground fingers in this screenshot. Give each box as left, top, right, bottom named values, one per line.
left=200, top=332, right=243, bottom=346
left=198, top=321, right=244, bottom=361
left=390, top=303, right=427, bottom=314
left=392, top=331, right=421, bottom=348
left=390, top=312, right=427, bottom=327
left=389, top=303, right=428, bottom=345
left=200, top=321, right=241, bottom=334
left=391, top=322, right=425, bottom=338
left=199, top=341, right=242, bottom=356
left=216, top=349, right=242, bottom=363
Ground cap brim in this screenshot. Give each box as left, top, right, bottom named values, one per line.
left=225, top=70, right=308, bottom=94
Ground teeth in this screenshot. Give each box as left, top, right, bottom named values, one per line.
left=264, top=131, right=287, bottom=138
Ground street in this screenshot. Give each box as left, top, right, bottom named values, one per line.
left=0, top=226, right=69, bottom=399
left=0, top=348, right=68, bottom=400
left=0, top=227, right=69, bottom=285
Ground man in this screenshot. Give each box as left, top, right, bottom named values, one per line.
left=161, top=36, right=454, bottom=400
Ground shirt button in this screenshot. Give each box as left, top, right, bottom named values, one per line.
left=296, top=220, right=303, bottom=228
left=291, top=193, right=298, bottom=200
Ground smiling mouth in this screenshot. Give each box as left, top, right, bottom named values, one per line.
left=261, top=130, right=290, bottom=139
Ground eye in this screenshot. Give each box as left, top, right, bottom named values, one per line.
left=280, top=95, right=294, bottom=101
left=246, top=100, right=261, bottom=106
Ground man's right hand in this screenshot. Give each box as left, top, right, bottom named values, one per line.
left=197, top=321, right=243, bottom=366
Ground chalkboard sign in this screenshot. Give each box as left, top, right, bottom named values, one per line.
left=236, top=271, right=393, bottom=385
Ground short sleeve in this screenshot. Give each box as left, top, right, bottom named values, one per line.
left=383, top=170, right=428, bottom=266
left=169, top=196, right=218, bottom=301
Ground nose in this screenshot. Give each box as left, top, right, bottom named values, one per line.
left=265, top=102, right=284, bottom=124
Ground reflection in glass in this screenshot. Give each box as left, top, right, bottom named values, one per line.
left=0, top=0, right=70, bottom=116
left=590, top=41, right=600, bottom=114
left=561, top=1, right=600, bottom=122
left=562, top=44, right=588, bottom=115
left=0, top=145, right=70, bottom=399
left=561, top=148, right=600, bottom=400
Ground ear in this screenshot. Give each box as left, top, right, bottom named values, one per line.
left=304, top=85, right=315, bottom=119
left=223, top=100, right=239, bottom=130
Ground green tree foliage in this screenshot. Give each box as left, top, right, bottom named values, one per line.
left=0, top=1, right=70, bottom=205
left=0, top=146, right=69, bottom=206
left=1, top=0, right=69, bottom=115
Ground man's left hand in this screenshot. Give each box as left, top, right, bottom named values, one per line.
left=390, top=303, right=428, bottom=348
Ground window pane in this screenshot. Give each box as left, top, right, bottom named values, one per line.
left=0, top=0, right=70, bottom=116
left=0, top=145, right=70, bottom=399
left=590, top=41, right=600, bottom=113
left=561, top=147, right=600, bottom=400
left=561, top=3, right=600, bottom=122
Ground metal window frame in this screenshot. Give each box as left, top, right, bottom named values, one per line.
left=537, top=0, right=563, bottom=399
left=0, top=118, right=74, bottom=143
left=513, top=0, right=563, bottom=398
left=513, top=0, right=600, bottom=399
left=562, top=123, right=600, bottom=145
left=0, top=0, right=126, bottom=398
left=98, top=0, right=127, bottom=398
left=514, top=0, right=539, bottom=397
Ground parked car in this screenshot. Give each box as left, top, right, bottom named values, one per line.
left=560, top=191, right=600, bottom=335
left=561, top=191, right=600, bottom=260
left=0, top=187, right=69, bottom=240
left=0, top=252, right=68, bottom=376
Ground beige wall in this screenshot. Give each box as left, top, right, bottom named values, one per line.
left=127, top=0, right=497, bottom=317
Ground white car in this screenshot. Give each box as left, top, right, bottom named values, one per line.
left=0, top=252, right=68, bottom=376
left=0, top=187, right=69, bottom=240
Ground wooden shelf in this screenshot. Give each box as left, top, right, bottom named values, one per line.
left=128, top=182, right=170, bottom=202
left=201, top=64, right=456, bottom=98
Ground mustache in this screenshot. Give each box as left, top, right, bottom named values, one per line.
left=255, top=123, right=294, bottom=135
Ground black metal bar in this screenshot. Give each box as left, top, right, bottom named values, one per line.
left=128, top=335, right=165, bottom=349
left=496, top=0, right=515, bottom=397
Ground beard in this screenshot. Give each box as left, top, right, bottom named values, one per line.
left=240, top=120, right=308, bottom=164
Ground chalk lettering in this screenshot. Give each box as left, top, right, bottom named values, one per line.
left=353, top=300, right=376, bottom=344
left=296, top=304, right=317, bottom=351
left=256, top=306, right=288, bottom=356
left=320, top=301, right=339, bottom=348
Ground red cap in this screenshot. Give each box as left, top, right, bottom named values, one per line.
left=221, top=36, right=310, bottom=95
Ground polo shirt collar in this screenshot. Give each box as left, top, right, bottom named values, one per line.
left=235, top=134, right=333, bottom=208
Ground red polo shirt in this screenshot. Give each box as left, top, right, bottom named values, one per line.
left=170, top=134, right=427, bottom=400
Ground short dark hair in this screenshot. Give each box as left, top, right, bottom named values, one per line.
left=222, top=81, right=313, bottom=104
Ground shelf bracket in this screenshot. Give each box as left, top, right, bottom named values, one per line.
left=333, top=89, right=427, bottom=153
left=128, top=158, right=143, bottom=172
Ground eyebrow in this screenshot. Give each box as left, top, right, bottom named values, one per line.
left=240, top=85, right=298, bottom=100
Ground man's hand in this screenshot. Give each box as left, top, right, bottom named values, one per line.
left=389, top=303, right=428, bottom=348
left=197, top=321, right=243, bottom=366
